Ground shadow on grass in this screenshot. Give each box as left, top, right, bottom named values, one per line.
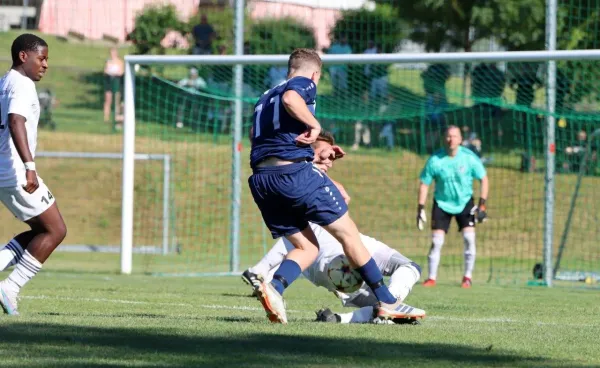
left=66, top=71, right=108, bottom=111
left=0, top=321, right=562, bottom=368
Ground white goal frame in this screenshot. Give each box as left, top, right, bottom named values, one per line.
left=122, top=49, right=600, bottom=282
left=36, top=151, right=173, bottom=257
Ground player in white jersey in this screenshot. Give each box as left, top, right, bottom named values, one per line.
left=0, top=34, right=67, bottom=315
left=242, top=132, right=425, bottom=324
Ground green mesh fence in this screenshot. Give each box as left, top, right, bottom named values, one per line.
left=0, top=0, right=598, bottom=283
left=129, top=57, right=600, bottom=286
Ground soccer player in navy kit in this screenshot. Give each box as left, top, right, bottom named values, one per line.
left=249, top=48, right=413, bottom=324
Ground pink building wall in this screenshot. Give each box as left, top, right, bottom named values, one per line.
left=36, top=1, right=341, bottom=49
left=38, top=0, right=200, bottom=42
left=248, top=2, right=341, bottom=50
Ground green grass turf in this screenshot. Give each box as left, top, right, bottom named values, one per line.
left=0, top=271, right=599, bottom=367
left=0, top=29, right=597, bottom=367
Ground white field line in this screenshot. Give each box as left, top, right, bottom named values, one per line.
left=20, top=295, right=596, bottom=328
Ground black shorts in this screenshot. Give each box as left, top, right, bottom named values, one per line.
left=431, top=198, right=475, bottom=233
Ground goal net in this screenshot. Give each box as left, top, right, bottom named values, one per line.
left=123, top=52, right=600, bottom=286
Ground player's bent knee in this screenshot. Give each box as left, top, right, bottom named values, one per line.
left=53, top=221, right=67, bottom=244
left=409, top=262, right=421, bottom=279
left=409, top=262, right=422, bottom=278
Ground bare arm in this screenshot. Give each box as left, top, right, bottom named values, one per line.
left=9, top=113, right=38, bottom=193
left=480, top=175, right=489, bottom=201
left=9, top=114, right=33, bottom=164
left=282, top=90, right=321, bottom=131
left=416, top=182, right=429, bottom=230
left=418, top=182, right=429, bottom=206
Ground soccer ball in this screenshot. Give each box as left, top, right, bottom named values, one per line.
left=327, top=255, right=363, bottom=293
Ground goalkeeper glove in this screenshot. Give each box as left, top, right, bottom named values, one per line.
left=470, top=198, right=487, bottom=223
left=417, top=204, right=427, bottom=231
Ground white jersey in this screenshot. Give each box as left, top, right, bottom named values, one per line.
left=0, top=69, right=40, bottom=188
left=280, top=223, right=398, bottom=291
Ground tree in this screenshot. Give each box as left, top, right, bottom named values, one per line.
left=330, top=4, right=406, bottom=54
left=376, top=0, right=492, bottom=53
left=128, top=4, right=185, bottom=55
left=245, top=18, right=317, bottom=92
left=249, top=17, right=316, bottom=54
left=328, top=4, right=404, bottom=97
left=486, top=0, right=600, bottom=51
left=485, top=0, right=600, bottom=107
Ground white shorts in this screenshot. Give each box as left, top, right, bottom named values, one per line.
left=0, top=178, right=55, bottom=221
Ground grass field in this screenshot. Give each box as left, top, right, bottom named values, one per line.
left=0, top=29, right=598, bottom=368
left=0, top=269, right=599, bottom=367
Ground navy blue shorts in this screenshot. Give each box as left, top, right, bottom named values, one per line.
left=249, top=161, right=348, bottom=238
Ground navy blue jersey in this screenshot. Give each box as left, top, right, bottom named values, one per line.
left=250, top=76, right=317, bottom=169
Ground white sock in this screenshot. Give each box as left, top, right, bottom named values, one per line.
left=0, top=239, right=24, bottom=272
left=389, top=263, right=421, bottom=302
left=463, top=231, right=476, bottom=279
left=249, top=239, right=289, bottom=282
left=338, top=306, right=374, bottom=324
left=427, top=233, right=445, bottom=280
left=4, top=250, right=42, bottom=294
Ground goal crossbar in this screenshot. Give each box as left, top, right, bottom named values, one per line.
left=125, top=49, right=600, bottom=65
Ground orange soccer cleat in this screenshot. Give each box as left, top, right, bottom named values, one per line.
left=422, top=279, right=436, bottom=287
left=461, top=276, right=472, bottom=288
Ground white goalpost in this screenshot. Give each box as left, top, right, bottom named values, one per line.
left=121, top=49, right=600, bottom=282
left=37, top=151, right=172, bottom=256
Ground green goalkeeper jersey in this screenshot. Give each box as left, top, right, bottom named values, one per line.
left=420, top=146, right=487, bottom=214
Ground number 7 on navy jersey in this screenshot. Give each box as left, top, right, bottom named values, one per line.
left=253, top=95, right=281, bottom=139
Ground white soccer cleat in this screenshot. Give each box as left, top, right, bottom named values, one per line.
left=256, top=281, right=287, bottom=324
left=375, top=300, right=426, bottom=321
left=0, top=283, right=19, bottom=316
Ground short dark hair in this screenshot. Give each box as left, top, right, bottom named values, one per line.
left=11, top=34, right=48, bottom=65
left=317, top=130, right=335, bottom=145
left=288, top=48, right=322, bottom=74
left=445, top=124, right=462, bottom=136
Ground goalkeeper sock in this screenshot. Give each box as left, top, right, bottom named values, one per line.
left=249, top=239, right=288, bottom=281
left=0, top=239, right=23, bottom=272
left=463, top=231, right=476, bottom=279
left=388, top=261, right=421, bottom=302
left=339, top=306, right=374, bottom=324
left=270, top=259, right=301, bottom=295
left=428, top=232, right=445, bottom=280
left=356, top=258, right=396, bottom=304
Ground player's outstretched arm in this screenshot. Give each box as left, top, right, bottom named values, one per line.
left=480, top=175, right=489, bottom=201
left=9, top=113, right=38, bottom=193
left=282, top=90, right=321, bottom=145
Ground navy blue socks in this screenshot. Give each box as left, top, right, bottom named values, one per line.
left=355, top=258, right=396, bottom=304
left=270, top=259, right=301, bottom=295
